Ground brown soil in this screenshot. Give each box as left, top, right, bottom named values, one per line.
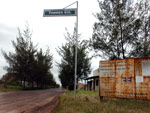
left=0, top=88, right=63, bottom=113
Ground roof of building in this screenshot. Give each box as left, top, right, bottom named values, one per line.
left=84, top=75, right=99, bottom=80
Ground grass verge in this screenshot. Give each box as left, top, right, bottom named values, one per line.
left=52, top=90, right=150, bottom=113
left=0, top=87, right=23, bottom=92
left=0, top=86, right=51, bottom=92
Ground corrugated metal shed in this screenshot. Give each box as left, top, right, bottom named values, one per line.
left=99, top=58, right=150, bottom=100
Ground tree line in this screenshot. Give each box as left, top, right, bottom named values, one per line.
left=2, top=26, right=57, bottom=88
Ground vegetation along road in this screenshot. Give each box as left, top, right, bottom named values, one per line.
left=0, top=88, right=63, bottom=113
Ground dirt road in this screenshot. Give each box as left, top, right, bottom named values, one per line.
left=0, top=88, right=63, bottom=113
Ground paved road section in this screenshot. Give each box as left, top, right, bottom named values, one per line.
left=0, top=88, right=63, bottom=113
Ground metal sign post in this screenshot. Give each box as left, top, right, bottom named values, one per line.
left=74, top=1, right=78, bottom=99
left=43, top=1, right=78, bottom=99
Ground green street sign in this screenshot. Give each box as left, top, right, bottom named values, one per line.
left=43, top=8, right=77, bottom=17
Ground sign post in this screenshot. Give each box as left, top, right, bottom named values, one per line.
left=74, top=1, right=78, bottom=99
left=43, top=1, right=78, bottom=99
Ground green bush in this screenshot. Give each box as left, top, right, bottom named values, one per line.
left=0, top=80, right=2, bottom=84
left=6, top=81, right=22, bottom=86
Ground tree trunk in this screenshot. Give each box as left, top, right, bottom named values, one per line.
left=100, top=96, right=104, bottom=102
left=36, top=81, right=38, bottom=88
left=23, top=78, right=26, bottom=89
left=119, top=11, right=125, bottom=59
left=117, top=34, right=120, bottom=59
left=32, top=80, right=33, bottom=89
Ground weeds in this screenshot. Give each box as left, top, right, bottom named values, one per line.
left=52, top=91, right=150, bottom=113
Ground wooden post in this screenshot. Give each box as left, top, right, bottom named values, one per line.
left=99, top=76, right=103, bottom=102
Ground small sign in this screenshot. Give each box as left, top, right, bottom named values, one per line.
left=43, top=8, right=77, bottom=17
left=136, top=76, right=143, bottom=83
left=142, top=60, right=150, bottom=76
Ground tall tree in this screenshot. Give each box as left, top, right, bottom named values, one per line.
left=130, top=0, right=150, bottom=57
left=35, top=48, right=54, bottom=88
left=2, top=26, right=36, bottom=88
left=2, top=25, right=56, bottom=88
left=90, top=0, right=139, bottom=60
left=57, top=28, right=91, bottom=90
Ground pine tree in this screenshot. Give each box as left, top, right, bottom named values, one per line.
left=90, top=0, right=139, bottom=60
left=130, top=0, right=150, bottom=57
left=57, top=28, right=91, bottom=90
left=35, top=48, right=54, bottom=88
left=2, top=25, right=37, bottom=88
left=2, top=25, right=56, bottom=88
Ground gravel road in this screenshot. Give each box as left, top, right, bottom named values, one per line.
left=0, top=88, right=63, bottom=113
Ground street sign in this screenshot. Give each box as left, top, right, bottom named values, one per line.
left=43, top=1, right=78, bottom=99
left=43, top=8, right=77, bottom=17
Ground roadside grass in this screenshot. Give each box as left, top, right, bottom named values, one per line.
left=0, top=80, right=57, bottom=92
left=0, top=86, right=54, bottom=92
left=0, top=87, right=23, bottom=92
left=0, top=83, right=53, bottom=92
left=52, top=90, right=150, bottom=113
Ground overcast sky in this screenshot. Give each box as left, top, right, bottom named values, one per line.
left=0, top=0, right=101, bottom=84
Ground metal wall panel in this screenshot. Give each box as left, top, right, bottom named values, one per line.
left=100, top=60, right=116, bottom=97
left=135, top=58, right=150, bottom=100
left=99, top=58, right=150, bottom=100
